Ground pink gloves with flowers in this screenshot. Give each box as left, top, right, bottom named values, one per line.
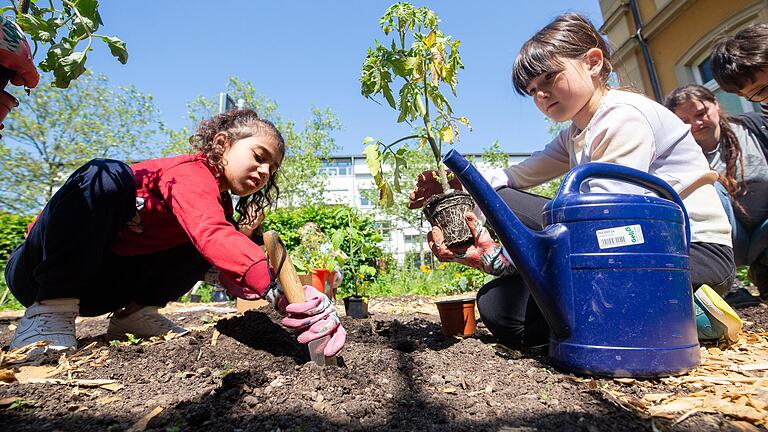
left=410, top=169, right=516, bottom=277
left=428, top=212, right=517, bottom=277
left=0, top=16, right=39, bottom=88
left=281, top=286, right=347, bottom=357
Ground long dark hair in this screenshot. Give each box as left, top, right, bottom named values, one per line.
left=512, top=13, right=613, bottom=96
left=190, top=109, right=285, bottom=226
left=664, top=84, right=746, bottom=203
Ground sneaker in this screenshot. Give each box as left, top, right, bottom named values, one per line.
left=723, top=286, right=763, bottom=308
left=9, top=298, right=79, bottom=353
left=106, top=306, right=189, bottom=340
left=694, top=284, right=743, bottom=344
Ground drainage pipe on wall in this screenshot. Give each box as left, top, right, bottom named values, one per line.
left=628, top=0, right=664, bottom=102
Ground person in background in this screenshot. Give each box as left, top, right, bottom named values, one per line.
left=711, top=23, right=768, bottom=116
left=5, top=109, right=346, bottom=358
left=665, top=84, right=768, bottom=306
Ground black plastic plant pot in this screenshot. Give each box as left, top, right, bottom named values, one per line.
left=188, top=294, right=202, bottom=303
left=343, top=295, right=369, bottom=319
left=423, top=190, right=475, bottom=248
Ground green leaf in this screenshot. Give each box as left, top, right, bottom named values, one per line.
left=53, top=51, right=87, bottom=88
left=99, top=35, right=128, bottom=64
left=38, top=38, right=76, bottom=72
left=74, top=0, right=103, bottom=27
left=16, top=13, right=56, bottom=43
left=363, top=142, right=381, bottom=178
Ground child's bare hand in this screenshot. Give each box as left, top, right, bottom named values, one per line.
left=408, top=170, right=463, bottom=209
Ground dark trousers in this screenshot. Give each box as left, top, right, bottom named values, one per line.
left=476, top=187, right=736, bottom=349
left=4, top=159, right=212, bottom=317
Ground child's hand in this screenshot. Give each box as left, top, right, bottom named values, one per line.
left=281, top=286, right=346, bottom=356
left=408, top=170, right=463, bottom=209
left=427, top=212, right=516, bottom=277
left=239, top=210, right=265, bottom=238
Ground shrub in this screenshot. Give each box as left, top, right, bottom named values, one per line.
left=0, top=213, right=34, bottom=310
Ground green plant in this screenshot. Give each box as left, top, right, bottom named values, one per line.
left=4, top=0, right=127, bottom=88
left=263, top=204, right=383, bottom=295
left=0, top=212, right=33, bottom=310
left=361, top=2, right=470, bottom=206
left=290, top=223, right=345, bottom=273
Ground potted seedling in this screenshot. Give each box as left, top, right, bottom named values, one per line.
left=361, top=2, right=474, bottom=247
left=332, top=210, right=376, bottom=319
left=291, top=223, right=346, bottom=299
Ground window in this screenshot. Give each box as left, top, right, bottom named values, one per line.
left=320, top=160, right=352, bottom=176
left=359, top=190, right=372, bottom=207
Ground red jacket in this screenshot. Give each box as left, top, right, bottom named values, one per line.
left=111, top=154, right=270, bottom=298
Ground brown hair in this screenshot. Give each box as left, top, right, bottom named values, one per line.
left=512, top=13, right=613, bottom=96
left=664, top=85, right=746, bottom=204
left=711, top=23, right=768, bottom=93
left=190, top=109, right=285, bottom=226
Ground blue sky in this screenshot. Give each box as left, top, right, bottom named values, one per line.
left=82, top=1, right=605, bottom=155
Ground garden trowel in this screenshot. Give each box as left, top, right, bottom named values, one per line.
left=263, top=230, right=338, bottom=367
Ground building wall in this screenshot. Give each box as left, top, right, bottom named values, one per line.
left=600, top=0, right=767, bottom=107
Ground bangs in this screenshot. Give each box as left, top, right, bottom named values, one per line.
left=512, top=39, right=565, bottom=96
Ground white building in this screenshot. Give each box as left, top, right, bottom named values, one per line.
left=319, top=153, right=531, bottom=263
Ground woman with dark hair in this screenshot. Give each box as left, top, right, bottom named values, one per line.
left=665, top=84, right=768, bottom=305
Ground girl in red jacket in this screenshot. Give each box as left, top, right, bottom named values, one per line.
left=5, top=109, right=346, bottom=357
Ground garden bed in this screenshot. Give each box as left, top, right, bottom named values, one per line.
left=0, top=297, right=767, bottom=431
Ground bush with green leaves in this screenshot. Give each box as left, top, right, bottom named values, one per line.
left=262, top=204, right=383, bottom=296
left=365, top=261, right=491, bottom=297
left=0, top=212, right=33, bottom=309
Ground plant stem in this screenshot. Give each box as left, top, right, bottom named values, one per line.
left=421, top=58, right=449, bottom=192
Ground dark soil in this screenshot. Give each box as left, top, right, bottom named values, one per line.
left=1, top=301, right=767, bottom=432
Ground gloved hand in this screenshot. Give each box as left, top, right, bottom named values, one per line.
left=428, top=212, right=516, bottom=277
left=0, top=16, right=40, bottom=88
left=408, top=169, right=463, bottom=209
left=281, top=286, right=346, bottom=356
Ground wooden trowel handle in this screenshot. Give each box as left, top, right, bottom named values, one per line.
left=263, top=230, right=306, bottom=304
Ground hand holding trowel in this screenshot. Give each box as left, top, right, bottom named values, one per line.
left=263, top=230, right=345, bottom=366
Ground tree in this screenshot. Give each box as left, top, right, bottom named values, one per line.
left=165, top=76, right=341, bottom=208
left=5, top=0, right=128, bottom=88
left=0, top=72, right=163, bottom=213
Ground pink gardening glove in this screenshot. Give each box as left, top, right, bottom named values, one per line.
left=428, top=212, right=516, bottom=277
left=0, top=16, right=40, bottom=88
left=281, top=286, right=347, bottom=356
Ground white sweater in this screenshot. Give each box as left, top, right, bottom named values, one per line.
left=481, top=89, right=731, bottom=246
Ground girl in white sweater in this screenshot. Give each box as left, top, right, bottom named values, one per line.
left=409, top=13, right=741, bottom=347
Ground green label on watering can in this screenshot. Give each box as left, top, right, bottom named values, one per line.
left=595, top=224, right=645, bottom=249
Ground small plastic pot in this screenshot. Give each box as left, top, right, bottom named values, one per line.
left=435, top=298, right=476, bottom=337
left=343, top=295, right=369, bottom=319
left=188, top=294, right=202, bottom=303
left=423, top=190, right=475, bottom=248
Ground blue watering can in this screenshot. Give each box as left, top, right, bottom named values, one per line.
left=443, top=150, right=700, bottom=377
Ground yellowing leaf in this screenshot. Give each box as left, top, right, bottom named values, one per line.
left=439, top=126, right=454, bottom=143
left=420, top=137, right=427, bottom=149
left=423, top=29, right=437, bottom=48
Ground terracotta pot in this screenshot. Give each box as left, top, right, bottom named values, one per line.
left=435, top=298, right=476, bottom=337
left=343, top=295, right=368, bottom=319
left=0, top=90, right=18, bottom=124
left=423, top=190, right=475, bottom=247
left=302, top=269, right=336, bottom=299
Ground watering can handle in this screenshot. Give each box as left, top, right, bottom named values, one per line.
left=558, top=162, right=691, bottom=247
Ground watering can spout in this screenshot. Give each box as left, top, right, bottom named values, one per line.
left=442, top=149, right=571, bottom=338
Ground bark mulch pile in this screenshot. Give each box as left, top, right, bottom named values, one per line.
left=0, top=295, right=767, bottom=432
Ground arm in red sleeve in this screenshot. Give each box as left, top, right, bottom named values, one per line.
left=159, top=162, right=272, bottom=297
